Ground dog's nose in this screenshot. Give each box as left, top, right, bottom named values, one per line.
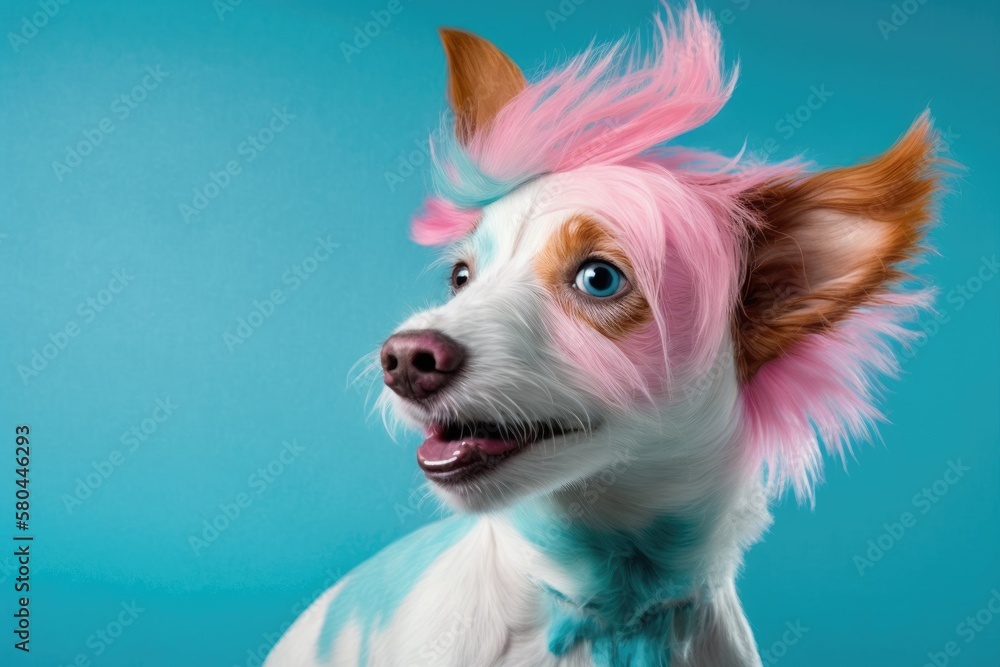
left=381, top=330, right=465, bottom=400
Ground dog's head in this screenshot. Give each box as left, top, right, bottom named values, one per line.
left=378, top=7, right=940, bottom=513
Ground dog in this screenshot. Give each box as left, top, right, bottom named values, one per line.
left=265, top=4, right=941, bottom=665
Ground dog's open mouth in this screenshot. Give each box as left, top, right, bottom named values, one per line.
left=417, top=419, right=573, bottom=483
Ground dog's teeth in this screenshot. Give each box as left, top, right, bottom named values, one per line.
left=438, top=419, right=570, bottom=443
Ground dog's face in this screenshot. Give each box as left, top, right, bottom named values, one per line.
left=376, top=19, right=936, bottom=511
left=380, top=168, right=738, bottom=512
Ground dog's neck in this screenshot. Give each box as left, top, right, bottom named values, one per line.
left=507, top=498, right=712, bottom=624
left=501, top=362, right=767, bottom=629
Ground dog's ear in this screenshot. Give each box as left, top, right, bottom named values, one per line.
left=735, top=115, right=940, bottom=381
left=439, top=28, right=526, bottom=144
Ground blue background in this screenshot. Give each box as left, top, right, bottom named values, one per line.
left=1, top=0, right=998, bottom=665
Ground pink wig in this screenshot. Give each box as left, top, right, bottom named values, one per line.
left=413, top=2, right=940, bottom=501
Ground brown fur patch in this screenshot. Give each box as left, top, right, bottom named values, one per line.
left=734, top=115, right=942, bottom=381
left=439, top=28, right=526, bottom=144
left=536, top=214, right=652, bottom=340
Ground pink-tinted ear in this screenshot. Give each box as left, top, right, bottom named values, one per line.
left=735, top=115, right=941, bottom=381
left=439, top=28, right=526, bottom=144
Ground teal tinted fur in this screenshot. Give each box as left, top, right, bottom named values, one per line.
left=513, top=507, right=703, bottom=666
left=316, top=515, right=475, bottom=661
left=470, top=226, right=497, bottom=267
left=430, top=127, right=538, bottom=208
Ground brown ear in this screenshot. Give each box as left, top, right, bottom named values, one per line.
left=439, top=28, right=526, bottom=144
left=735, top=116, right=941, bottom=381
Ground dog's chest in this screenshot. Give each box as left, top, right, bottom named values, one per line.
left=265, top=516, right=578, bottom=666
left=266, top=514, right=706, bottom=667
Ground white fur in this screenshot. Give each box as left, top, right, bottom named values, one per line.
left=266, top=177, right=771, bottom=666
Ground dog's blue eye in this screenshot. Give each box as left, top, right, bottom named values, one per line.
left=574, top=261, right=624, bottom=298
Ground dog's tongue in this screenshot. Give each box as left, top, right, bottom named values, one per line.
left=417, top=430, right=519, bottom=473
